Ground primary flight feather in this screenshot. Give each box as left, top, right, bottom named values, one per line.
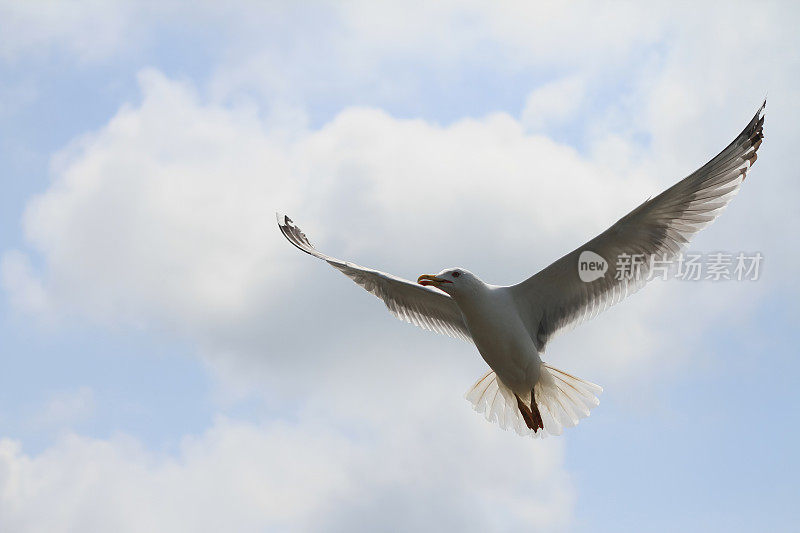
left=278, top=102, right=765, bottom=437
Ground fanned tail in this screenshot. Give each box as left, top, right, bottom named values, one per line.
left=465, top=363, right=602, bottom=438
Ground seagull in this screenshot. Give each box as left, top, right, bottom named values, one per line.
left=277, top=102, right=765, bottom=437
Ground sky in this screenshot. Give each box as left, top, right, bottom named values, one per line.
left=0, top=1, right=798, bottom=531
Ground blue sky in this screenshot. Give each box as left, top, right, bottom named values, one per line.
left=1, top=2, right=798, bottom=531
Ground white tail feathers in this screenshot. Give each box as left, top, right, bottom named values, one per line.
left=464, top=363, right=602, bottom=438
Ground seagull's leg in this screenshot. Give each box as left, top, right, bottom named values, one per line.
left=530, top=386, right=544, bottom=431
left=515, top=394, right=541, bottom=431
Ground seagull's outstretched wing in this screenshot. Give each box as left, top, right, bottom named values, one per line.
left=277, top=213, right=472, bottom=341
left=511, top=101, right=765, bottom=350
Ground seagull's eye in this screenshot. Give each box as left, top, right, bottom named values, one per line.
left=452, top=271, right=461, bottom=278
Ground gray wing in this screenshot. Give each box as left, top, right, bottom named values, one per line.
left=277, top=213, right=472, bottom=342
left=511, top=101, right=765, bottom=350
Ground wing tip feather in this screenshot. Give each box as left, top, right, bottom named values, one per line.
left=276, top=211, right=321, bottom=258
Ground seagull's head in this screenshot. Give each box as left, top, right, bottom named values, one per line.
left=417, top=268, right=478, bottom=296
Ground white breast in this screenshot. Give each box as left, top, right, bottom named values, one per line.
left=458, top=286, right=542, bottom=395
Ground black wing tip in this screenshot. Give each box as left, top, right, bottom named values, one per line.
left=752, top=99, right=766, bottom=145
left=275, top=211, right=293, bottom=237
left=738, top=101, right=766, bottom=179
left=734, top=100, right=766, bottom=159
left=747, top=100, right=766, bottom=135
left=276, top=211, right=318, bottom=256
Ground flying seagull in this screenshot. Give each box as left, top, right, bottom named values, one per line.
left=277, top=102, right=765, bottom=438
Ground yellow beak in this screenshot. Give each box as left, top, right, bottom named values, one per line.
left=417, top=274, right=451, bottom=287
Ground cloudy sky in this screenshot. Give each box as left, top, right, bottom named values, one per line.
left=1, top=1, right=798, bottom=531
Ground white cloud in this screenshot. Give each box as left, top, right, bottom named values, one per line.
left=1, top=1, right=659, bottom=72
left=0, top=0, right=141, bottom=63
left=0, top=409, right=573, bottom=532
left=521, top=76, right=586, bottom=132
left=205, top=1, right=665, bottom=109
left=10, top=69, right=293, bottom=330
